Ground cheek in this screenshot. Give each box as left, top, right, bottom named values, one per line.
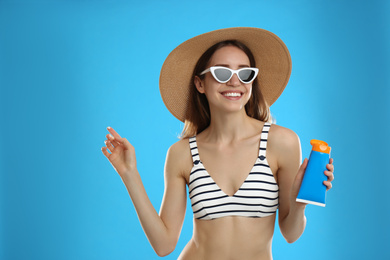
left=203, top=80, right=220, bottom=95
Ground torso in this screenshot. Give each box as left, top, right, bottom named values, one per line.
left=179, top=216, right=276, bottom=260
left=179, top=120, right=280, bottom=260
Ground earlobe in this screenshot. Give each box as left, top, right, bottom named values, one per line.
left=194, top=76, right=205, bottom=94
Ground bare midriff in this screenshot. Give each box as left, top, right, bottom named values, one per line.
left=178, top=214, right=276, bottom=260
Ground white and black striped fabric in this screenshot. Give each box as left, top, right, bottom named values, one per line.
left=188, top=123, right=279, bottom=220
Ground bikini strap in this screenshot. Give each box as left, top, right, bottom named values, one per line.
left=258, top=122, right=271, bottom=159
left=189, top=136, right=201, bottom=164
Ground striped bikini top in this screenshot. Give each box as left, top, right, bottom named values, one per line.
left=188, top=123, right=279, bottom=220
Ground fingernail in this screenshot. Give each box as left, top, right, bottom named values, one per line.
left=107, top=126, right=111, bottom=130
left=109, top=134, right=114, bottom=139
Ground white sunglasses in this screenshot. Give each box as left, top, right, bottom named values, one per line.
left=199, top=66, right=259, bottom=84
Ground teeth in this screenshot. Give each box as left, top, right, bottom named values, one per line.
left=223, top=92, right=241, bottom=97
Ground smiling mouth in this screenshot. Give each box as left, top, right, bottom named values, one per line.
left=222, top=92, right=242, bottom=97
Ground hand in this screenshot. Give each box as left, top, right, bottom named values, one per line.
left=291, top=158, right=335, bottom=205
left=101, top=127, right=137, bottom=178
left=290, top=158, right=309, bottom=207
left=323, top=158, right=334, bottom=191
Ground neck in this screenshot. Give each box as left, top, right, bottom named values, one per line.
left=205, top=109, right=253, bottom=143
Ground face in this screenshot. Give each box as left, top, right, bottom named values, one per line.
left=194, top=45, right=253, bottom=115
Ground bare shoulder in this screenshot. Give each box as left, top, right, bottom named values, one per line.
left=269, top=124, right=300, bottom=147
left=268, top=124, right=301, bottom=161
left=165, top=138, right=193, bottom=180
left=168, top=138, right=192, bottom=159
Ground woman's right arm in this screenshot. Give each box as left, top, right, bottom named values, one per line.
left=101, top=127, right=189, bottom=257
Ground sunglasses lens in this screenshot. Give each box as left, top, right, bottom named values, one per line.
left=238, top=69, right=256, bottom=83
left=213, top=68, right=232, bottom=82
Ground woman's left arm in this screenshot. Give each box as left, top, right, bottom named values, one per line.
left=274, top=127, right=334, bottom=243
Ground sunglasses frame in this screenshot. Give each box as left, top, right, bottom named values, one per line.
left=200, top=66, right=259, bottom=84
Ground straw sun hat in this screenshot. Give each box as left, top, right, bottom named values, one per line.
left=159, top=27, right=292, bottom=122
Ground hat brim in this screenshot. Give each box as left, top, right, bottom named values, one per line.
left=159, top=27, right=292, bottom=122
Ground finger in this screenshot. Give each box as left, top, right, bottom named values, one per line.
left=327, top=158, right=334, bottom=170
left=106, top=129, right=133, bottom=152
left=106, top=134, right=117, bottom=144
left=107, top=126, right=122, bottom=139
left=106, top=133, right=115, bottom=141
left=106, top=134, right=122, bottom=147
left=324, top=170, right=334, bottom=181
left=110, top=135, right=133, bottom=150
left=323, top=180, right=332, bottom=191
left=105, top=140, right=115, bottom=152
left=101, top=147, right=111, bottom=157
left=326, top=163, right=334, bottom=172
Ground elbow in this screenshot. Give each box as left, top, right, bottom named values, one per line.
left=285, top=237, right=299, bottom=244
left=155, top=248, right=173, bottom=257
left=282, top=227, right=305, bottom=244
left=153, top=241, right=176, bottom=257
left=280, top=225, right=304, bottom=244
left=282, top=229, right=304, bottom=244
left=280, top=215, right=307, bottom=244
left=156, top=251, right=169, bottom=257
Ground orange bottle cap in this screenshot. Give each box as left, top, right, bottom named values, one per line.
left=310, top=139, right=331, bottom=154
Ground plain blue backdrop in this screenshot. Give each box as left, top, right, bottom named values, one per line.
left=1, top=1, right=389, bottom=259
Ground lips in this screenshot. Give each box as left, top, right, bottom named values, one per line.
left=223, top=92, right=242, bottom=97
left=221, top=91, right=243, bottom=98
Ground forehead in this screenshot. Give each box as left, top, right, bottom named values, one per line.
left=208, top=45, right=250, bottom=67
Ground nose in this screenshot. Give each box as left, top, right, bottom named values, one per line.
left=227, top=72, right=241, bottom=87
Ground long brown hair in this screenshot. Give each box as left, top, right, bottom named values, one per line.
left=180, top=40, right=272, bottom=139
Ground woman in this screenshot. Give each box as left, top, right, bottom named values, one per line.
left=101, top=27, right=334, bottom=259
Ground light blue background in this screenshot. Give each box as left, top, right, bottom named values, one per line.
left=1, top=1, right=389, bottom=259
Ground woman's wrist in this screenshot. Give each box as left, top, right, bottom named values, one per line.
left=120, top=167, right=140, bottom=184
left=290, top=200, right=307, bottom=215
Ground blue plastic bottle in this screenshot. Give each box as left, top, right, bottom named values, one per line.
left=296, top=140, right=331, bottom=207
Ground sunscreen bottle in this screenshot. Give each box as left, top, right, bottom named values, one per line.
left=296, top=140, right=331, bottom=207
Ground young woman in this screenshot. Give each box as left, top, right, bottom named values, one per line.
left=101, top=27, right=334, bottom=260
